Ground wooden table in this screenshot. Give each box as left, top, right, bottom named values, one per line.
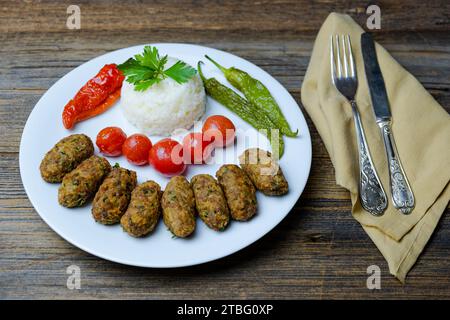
left=1, top=0, right=449, bottom=299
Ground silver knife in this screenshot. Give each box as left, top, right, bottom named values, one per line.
left=361, top=33, right=414, bottom=214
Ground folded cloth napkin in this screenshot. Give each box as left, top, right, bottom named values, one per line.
left=301, top=13, right=450, bottom=282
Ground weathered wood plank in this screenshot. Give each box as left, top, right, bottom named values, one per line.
left=1, top=0, right=449, bottom=34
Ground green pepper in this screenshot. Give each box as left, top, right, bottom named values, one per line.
left=205, top=55, right=298, bottom=137
left=198, top=62, right=284, bottom=158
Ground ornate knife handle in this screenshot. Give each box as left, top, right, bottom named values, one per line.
left=350, top=101, right=387, bottom=216
left=378, top=121, right=415, bottom=214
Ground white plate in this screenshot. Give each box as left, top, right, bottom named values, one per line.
left=19, top=44, right=312, bottom=268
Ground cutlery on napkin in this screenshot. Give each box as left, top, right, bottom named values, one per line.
left=301, top=13, right=450, bottom=282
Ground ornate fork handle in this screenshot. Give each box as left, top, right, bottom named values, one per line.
left=378, top=121, right=415, bottom=214
left=350, top=100, right=387, bottom=216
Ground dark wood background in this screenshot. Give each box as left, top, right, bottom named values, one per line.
left=0, top=0, right=449, bottom=299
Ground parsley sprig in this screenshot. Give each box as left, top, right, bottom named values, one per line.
left=117, top=46, right=197, bottom=91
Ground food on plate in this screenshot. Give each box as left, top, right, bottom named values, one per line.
left=239, top=148, right=289, bottom=196
left=32, top=43, right=309, bottom=253
left=122, top=134, right=152, bottom=166
left=216, top=164, right=257, bottom=221
left=92, top=165, right=137, bottom=224
left=118, top=46, right=205, bottom=135
left=202, top=115, right=236, bottom=148
left=121, top=180, right=162, bottom=237
left=62, top=64, right=124, bottom=129
left=161, top=176, right=196, bottom=238
left=190, top=174, right=230, bottom=231
left=182, top=132, right=214, bottom=164
left=149, top=138, right=186, bottom=177
left=58, top=155, right=111, bottom=208
left=96, top=127, right=127, bottom=157
left=198, top=62, right=284, bottom=157
left=40, top=134, right=94, bottom=183
left=205, top=55, right=297, bottom=137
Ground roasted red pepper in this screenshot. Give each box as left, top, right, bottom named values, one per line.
left=62, top=64, right=124, bottom=129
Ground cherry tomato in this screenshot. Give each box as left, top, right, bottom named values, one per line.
left=122, top=134, right=152, bottom=166
left=182, top=132, right=214, bottom=164
left=149, top=138, right=186, bottom=176
left=202, top=115, right=236, bottom=148
left=96, top=126, right=127, bottom=157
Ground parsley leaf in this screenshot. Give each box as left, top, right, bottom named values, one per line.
left=163, top=60, right=198, bottom=84
left=118, top=58, right=155, bottom=84
left=117, top=46, right=197, bottom=91
left=134, top=46, right=160, bottom=69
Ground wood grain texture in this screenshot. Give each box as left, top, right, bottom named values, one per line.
left=0, top=0, right=449, bottom=299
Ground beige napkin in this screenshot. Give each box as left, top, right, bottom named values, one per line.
left=301, top=13, right=450, bottom=282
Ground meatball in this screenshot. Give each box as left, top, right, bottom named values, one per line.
left=191, top=174, right=230, bottom=231
left=161, top=176, right=196, bottom=238
left=239, top=148, right=288, bottom=196
left=58, top=155, right=111, bottom=208
left=121, top=180, right=162, bottom=237
left=92, top=166, right=137, bottom=225
left=216, top=164, right=257, bottom=221
left=40, top=134, right=94, bottom=183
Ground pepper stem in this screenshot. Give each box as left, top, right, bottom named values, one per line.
left=205, top=55, right=228, bottom=74
left=197, top=61, right=207, bottom=82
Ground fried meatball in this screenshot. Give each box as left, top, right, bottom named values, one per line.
left=92, top=166, right=137, bottom=225
left=58, top=155, right=111, bottom=208
left=161, top=176, right=196, bottom=238
left=40, top=134, right=94, bottom=183
left=121, top=180, right=162, bottom=237
left=191, top=174, right=230, bottom=231
left=239, top=148, right=288, bottom=196
left=216, top=164, right=257, bottom=221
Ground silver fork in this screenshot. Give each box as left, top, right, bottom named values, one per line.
left=330, top=35, right=387, bottom=216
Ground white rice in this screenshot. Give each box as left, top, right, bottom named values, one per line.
left=120, top=58, right=206, bottom=136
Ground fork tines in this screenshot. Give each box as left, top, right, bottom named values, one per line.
left=330, top=34, right=356, bottom=83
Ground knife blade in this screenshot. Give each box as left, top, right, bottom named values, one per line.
left=361, top=33, right=391, bottom=122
